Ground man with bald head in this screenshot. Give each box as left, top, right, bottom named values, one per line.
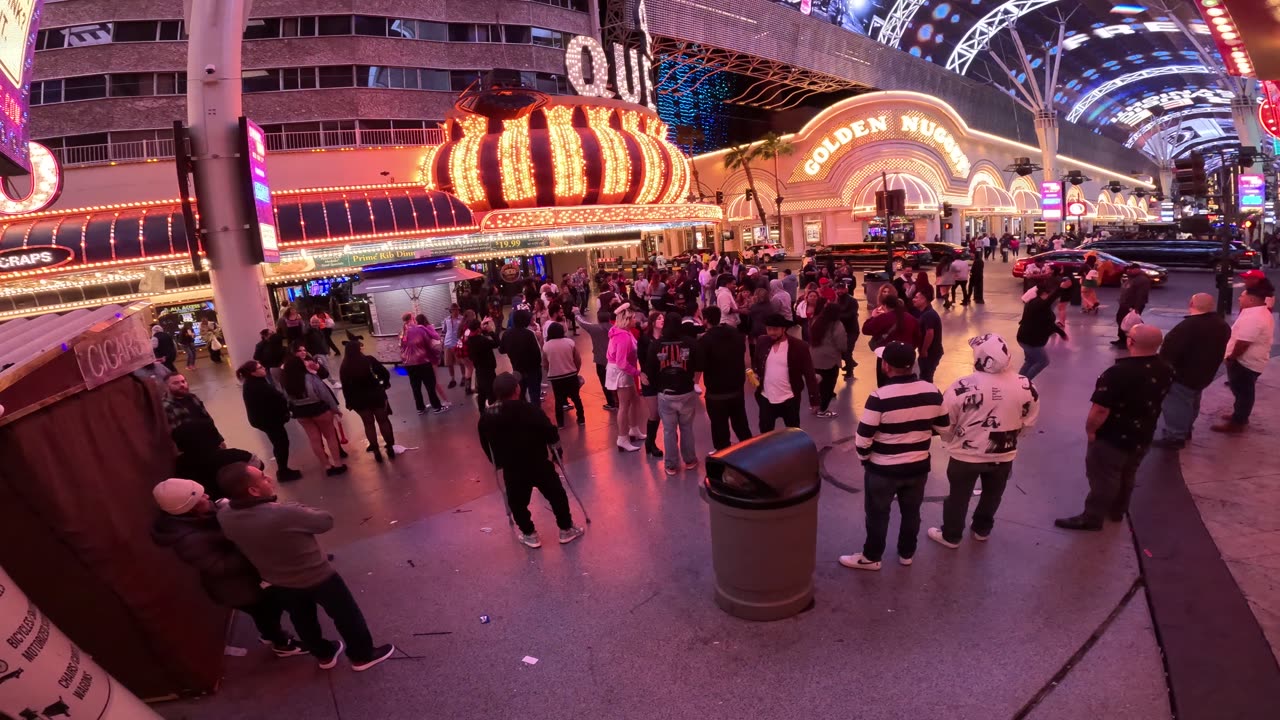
left=1057, top=324, right=1173, bottom=530
left=1152, top=293, right=1232, bottom=449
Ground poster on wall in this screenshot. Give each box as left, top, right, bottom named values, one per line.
left=1041, top=181, right=1063, bottom=221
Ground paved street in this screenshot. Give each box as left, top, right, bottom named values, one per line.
left=155, top=266, right=1276, bottom=720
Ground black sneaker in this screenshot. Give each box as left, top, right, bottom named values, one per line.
left=317, top=640, right=344, bottom=670
left=338, top=448, right=349, bottom=459
left=603, top=404, right=618, bottom=411
left=417, top=408, right=428, bottom=415
left=352, top=644, right=396, bottom=672
left=326, top=465, right=348, bottom=476
left=272, top=639, right=308, bottom=657
left=278, top=468, right=303, bottom=482
left=448, top=380, right=458, bottom=388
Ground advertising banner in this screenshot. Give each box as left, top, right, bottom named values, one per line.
left=0, top=0, right=41, bottom=174
left=0, top=565, right=161, bottom=719
left=1238, top=173, right=1265, bottom=211
left=1041, top=181, right=1063, bottom=221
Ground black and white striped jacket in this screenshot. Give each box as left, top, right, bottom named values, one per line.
left=855, top=376, right=949, bottom=476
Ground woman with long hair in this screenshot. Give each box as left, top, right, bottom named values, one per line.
left=281, top=354, right=347, bottom=475
left=795, top=288, right=821, bottom=342
left=605, top=305, right=644, bottom=452
left=861, top=295, right=919, bottom=387
left=636, top=311, right=665, bottom=458
left=1081, top=253, right=1101, bottom=314
left=456, top=309, right=477, bottom=394
left=339, top=336, right=396, bottom=462
left=809, top=303, right=848, bottom=418
left=236, top=360, right=302, bottom=481
left=935, top=255, right=956, bottom=310
left=542, top=322, right=585, bottom=427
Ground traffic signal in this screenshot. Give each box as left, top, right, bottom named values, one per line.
left=941, top=202, right=954, bottom=217
left=1238, top=146, right=1258, bottom=168
left=1172, top=154, right=1207, bottom=197
left=744, top=189, right=754, bottom=201
left=715, top=191, right=724, bottom=205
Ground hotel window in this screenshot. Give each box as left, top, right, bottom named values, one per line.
left=282, top=67, right=318, bottom=90
left=448, top=24, right=501, bottom=43
left=503, top=25, right=532, bottom=44
left=317, top=65, right=355, bottom=88
left=531, top=28, right=564, bottom=49
left=280, top=17, right=318, bottom=38
left=317, top=16, right=352, bottom=36
left=242, top=69, right=281, bottom=93
left=62, top=75, right=108, bottom=102
left=109, top=73, right=155, bottom=97
left=353, top=16, right=388, bottom=36
left=420, top=70, right=450, bottom=91
left=450, top=70, right=483, bottom=92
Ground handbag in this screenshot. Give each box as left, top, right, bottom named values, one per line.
left=868, top=319, right=898, bottom=350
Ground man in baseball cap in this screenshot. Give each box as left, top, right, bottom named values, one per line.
left=839, top=341, right=950, bottom=571
left=150, top=478, right=304, bottom=658
left=1239, top=269, right=1275, bottom=310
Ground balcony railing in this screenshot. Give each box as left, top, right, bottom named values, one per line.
left=45, top=127, right=445, bottom=168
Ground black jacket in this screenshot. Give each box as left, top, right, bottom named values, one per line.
left=339, top=355, right=391, bottom=411
left=466, top=331, right=499, bottom=371
left=175, top=447, right=255, bottom=502
left=1159, top=312, right=1231, bottom=390
left=1016, top=289, right=1068, bottom=347
left=835, top=294, right=860, bottom=335
left=695, top=324, right=746, bottom=398
left=241, top=375, right=290, bottom=429
left=478, top=399, right=559, bottom=476
left=645, top=333, right=698, bottom=395
left=500, top=327, right=541, bottom=371
left=153, top=331, right=177, bottom=363
left=152, top=511, right=264, bottom=608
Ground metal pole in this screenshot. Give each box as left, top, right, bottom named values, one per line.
left=186, top=0, right=274, bottom=368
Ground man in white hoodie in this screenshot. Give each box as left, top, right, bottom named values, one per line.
left=928, top=333, right=1040, bottom=548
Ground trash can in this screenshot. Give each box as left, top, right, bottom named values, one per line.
left=703, top=428, right=820, bottom=621
left=863, top=271, right=893, bottom=312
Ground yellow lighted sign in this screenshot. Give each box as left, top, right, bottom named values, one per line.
left=800, top=110, right=972, bottom=180
left=0, top=0, right=36, bottom=87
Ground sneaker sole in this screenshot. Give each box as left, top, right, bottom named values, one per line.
left=352, top=646, right=396, bottom=672
left=273, top=647, right=309, bottom=658
left=838, top=558, right=881, bottom=571
left=559, top=532, right=584, bottom=545
left=318, top=640, right=345, bottom=670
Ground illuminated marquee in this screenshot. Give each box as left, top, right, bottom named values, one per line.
left=0, top=141, right=62, bottom=214
left=800, top=111, right=971, bottom=179
left=564, top=35, right=656, bottom=111
left=1113, top=88, right=1235, bottom=127
left=0, top=0, right=40, bottom=173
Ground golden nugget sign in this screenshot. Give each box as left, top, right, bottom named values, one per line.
left=802, top=112, right=972, bottom=179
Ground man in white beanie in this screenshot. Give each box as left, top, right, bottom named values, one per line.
left=928, top=334, right=1040, bottom=549
left=150, top=478, right=304, bottom=657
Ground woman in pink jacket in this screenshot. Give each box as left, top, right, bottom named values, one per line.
left=604, top=304, right=643, bottom=452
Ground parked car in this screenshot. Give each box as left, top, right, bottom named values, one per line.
left=921, top=242, right=971, bottom=261
left=1077, top=238, right=1260, bottom=270
left=813, top=241, right=932, bottom=271
left=745, top=243, right=786, bottom=262
left=1013, top=250, right=1168, bottom=287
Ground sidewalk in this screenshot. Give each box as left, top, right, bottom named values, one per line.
left=1179, top=356, right=1280, bottom=666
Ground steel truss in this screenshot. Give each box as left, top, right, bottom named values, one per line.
left=1065, top=65, right=1214, bottom=123
left=1124, top=107, right=1234, bottom=149
left=946, top=0, right=1059, bottom=76
left=650, top=38, right=868, bottom=110
left=877, top=0, right=929, bottom=50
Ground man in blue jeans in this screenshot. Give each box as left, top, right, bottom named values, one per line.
left=645, top=311, right=702, bottom=476
left=1016, top=278, right=1071, bottom=379
left=1211, top=286, right=1275, bottom=434
left=1152, top=293, right=1231, bottom=448
left=839, top=342, right=950, bottom=571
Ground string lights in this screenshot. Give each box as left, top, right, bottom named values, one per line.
left=545, top=105, right=586, bottom=204
left=621, top=111, right=663, bottom=204
left=586, top=106, right=632, bottom=204
left=499, top=118, right=537, bottom=204
left=479, top=203, right=722, bottom=232
left=449, top=115, right=489, bottom=209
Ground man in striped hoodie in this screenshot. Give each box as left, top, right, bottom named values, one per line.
left=840, top=341, right=950, bottom=571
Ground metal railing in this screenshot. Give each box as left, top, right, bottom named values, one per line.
left=46, top=126, right=445, bottom=167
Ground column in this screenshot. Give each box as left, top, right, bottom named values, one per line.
left=790, top=214, right=806, bottom=254
left=186, top=0, right=274, bottom=368
left=1035, top=110, right=1060, bottom=235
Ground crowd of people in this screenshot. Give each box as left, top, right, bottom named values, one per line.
left=141, top=239, right=1275, bottom=673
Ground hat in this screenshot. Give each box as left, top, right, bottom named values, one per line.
left=874, top=341, right=916, bottom=369
left=763, top=313, right=793, bottom=328
left=1239, top=269, right=1267, bottom=282
left=153, top=478, right=204, bottom=515
left=968, top=333, right=1012, bottom=373
left=818, top=277, right=831, bottom=285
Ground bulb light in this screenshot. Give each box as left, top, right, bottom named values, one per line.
left=499, top=118, right=537, bottom=205
left=545, top=105, right=586, bottom=204
left=449, top=115, right=489, bottom=209
left=620, top=111, right=663, bottom=204
left=586, top=107, right=632, bottom=204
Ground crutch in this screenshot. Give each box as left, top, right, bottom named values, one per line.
left=490, top=462, right=516, bottom=530
left=550, top=446, right=592, bottom=525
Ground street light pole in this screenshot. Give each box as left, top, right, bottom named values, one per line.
left=185, top=0, right=274, bottom=367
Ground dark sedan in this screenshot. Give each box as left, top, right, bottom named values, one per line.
left=1013, top=250, right=1168, bottom=287
left=1077, top=238, right=1259, bottom=270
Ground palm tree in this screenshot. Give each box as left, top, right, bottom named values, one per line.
left=754, top=132, right=794, bottom=237
left=674, top=125, right=707, bottom=200
left=723, top=143, right=769, bottom=228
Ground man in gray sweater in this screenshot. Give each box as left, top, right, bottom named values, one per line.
left=576, top=308, right=618, bottom=410
left=217, top=462, right=394, bottom=672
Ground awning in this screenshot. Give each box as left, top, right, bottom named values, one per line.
left=1012, top=189, right=1041, bottom=215
left=354, top=266, right=482, bottom=295
left=273, top=185, right=476, bottom=248
left=1095, top=201, right=1125, bottom=221
left=968, top=184, right=1017, bottom=215
left=851, top=173, right=939, bottom=218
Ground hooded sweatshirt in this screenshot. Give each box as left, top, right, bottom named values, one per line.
left=940, top=334, right=1041, bottom=463
left=606, top=324, right=640, bottom=377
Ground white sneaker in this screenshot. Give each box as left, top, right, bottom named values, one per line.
left=927, top=527, right=960, bottom=549
left=838, top=553, right=881, bottom=571
left=899, top=556, right=913, bottom=566
left=616, top=437, right=641, bottom=452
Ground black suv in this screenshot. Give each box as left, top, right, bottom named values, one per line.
left=1077, top=238, right=1260, bottom=270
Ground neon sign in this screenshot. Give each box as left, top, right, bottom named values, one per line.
left=800, top=111, right=971, bottom=178
left=238, top=117, right=280, bottom=263
left=0, top=0, right=40, bottom=174
left=1112, top=88, right=1234, bottom=127
left=1239, top=174, right=1265, bottom=211
left=564, top=35, right=656, bottom=111
left=1041, top=181, right=1062, bottom=221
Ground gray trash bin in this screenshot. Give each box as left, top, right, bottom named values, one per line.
left=703, top=428, right=820, bottom=621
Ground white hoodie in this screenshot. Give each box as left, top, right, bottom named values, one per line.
left=940, top=334, right=1040, bottom=463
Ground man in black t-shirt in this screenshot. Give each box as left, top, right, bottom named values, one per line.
left=1056, top=324, right=1173, bottom=530
left=912, top=289, right=943, bottom=383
